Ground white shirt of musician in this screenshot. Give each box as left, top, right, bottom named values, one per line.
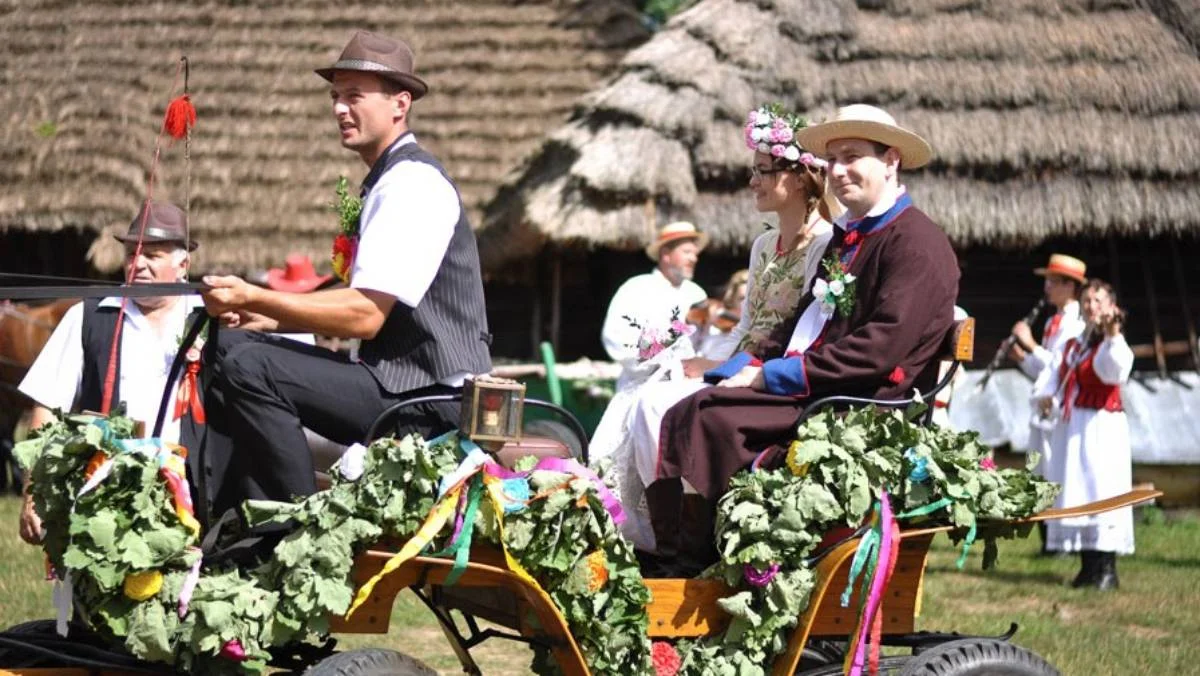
left=19, top=296, right=205, bottom=444
left=348, top=132, right=469, bottom=387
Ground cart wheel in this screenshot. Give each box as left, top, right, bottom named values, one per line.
left=304, top=648, right=436, bottom=676
left=900, top=638, right=1059, bottom=675
left=796, top=654, right=910, bottom=674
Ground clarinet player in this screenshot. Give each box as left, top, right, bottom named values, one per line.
left=1009, top=254, right=1087, bottom=552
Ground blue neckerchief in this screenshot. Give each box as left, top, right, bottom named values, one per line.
left=839, top=192, right=914, bottom=266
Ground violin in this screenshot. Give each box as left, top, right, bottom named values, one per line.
left=712, top=308, right=740, bottom=332
left=686, top=299, right=740, bottom=333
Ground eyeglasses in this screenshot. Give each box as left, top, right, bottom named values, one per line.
left=750, top=166, right=787, bottom=180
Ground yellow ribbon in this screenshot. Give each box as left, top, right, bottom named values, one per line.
left=346, top=467, right=558, bottom=620
left=481, top=474, right=543, bottom=592
left=345, top=484, right=462, bottom=618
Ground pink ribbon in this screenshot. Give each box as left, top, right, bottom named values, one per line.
left=482, top=456, right=625, bottom=525
left=848, top=490, right=897, bottom=676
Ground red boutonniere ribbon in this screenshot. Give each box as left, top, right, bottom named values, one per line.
left=174, top=346, right=206, bottom=423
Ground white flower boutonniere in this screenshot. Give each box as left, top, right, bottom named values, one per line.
left=812, top=256, right=857, bottom=319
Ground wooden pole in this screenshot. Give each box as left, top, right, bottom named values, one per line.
left=1107, top=234, right=1122, bottom=296
left=550, top=245, right=562, bottom=354
left=530, top=250, right=543, bottom=360
left=1168, top=241, right=1200, bottom=373
left=1137, top=238, right=1168, bottom=378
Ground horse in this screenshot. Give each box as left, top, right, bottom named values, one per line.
left=0, top=298, right=77, bottom=493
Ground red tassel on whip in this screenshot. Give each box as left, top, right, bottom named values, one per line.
left=164, top=94, right=196, bottom=140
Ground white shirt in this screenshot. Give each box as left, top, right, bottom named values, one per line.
left=601, top=268, right=707, bottom=371
left=348, top=133, right=469, bottom=387
left=19, top=296, right=206, bottom=444
left=350, top=133, right=462, bottom=309
left=1020, top=300, right=1085, bottom=382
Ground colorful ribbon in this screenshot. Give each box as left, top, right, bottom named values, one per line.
left=347, top=435, right=623, bottom=619
left=845, top=489, right=901, bottom=676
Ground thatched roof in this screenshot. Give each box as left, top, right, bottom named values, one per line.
left=0, top=0, right=648, bottom=273
left=477, top=0, right=1200, bottom=272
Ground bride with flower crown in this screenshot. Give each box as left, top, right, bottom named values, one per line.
left=590, top=104, right=843, bottom=553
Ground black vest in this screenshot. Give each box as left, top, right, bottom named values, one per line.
left=78, top=300, right=231, bottom=527
left=356, top=138, right=492, bottom=393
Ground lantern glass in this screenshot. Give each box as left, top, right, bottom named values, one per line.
left=461, top=378, right=525, bottom=445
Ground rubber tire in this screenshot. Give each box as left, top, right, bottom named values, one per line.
left=303, top=648, right=436, bottom=676
left=523, top=418, right=585, bottom=461
left=797, top=654, right=910, bottom=675
left=900, top=638, right=1059, bottom=675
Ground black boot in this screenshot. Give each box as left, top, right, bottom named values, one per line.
left=1094, top=552, right=1120, bottom=591
left=1071, top=551, right=1099, bottom=588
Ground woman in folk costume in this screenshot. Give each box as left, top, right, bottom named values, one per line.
left=1036, top=278, right=1134, bottom=590
left=589, top=103, right=840, bottom=552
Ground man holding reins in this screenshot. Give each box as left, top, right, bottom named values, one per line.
left=201, top=31, right=491, bottom=504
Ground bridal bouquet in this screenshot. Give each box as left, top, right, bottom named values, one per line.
left=626, top=308, right=695, bottom=362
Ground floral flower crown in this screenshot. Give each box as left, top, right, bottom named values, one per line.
left=744, top=103, right=828, bottom=170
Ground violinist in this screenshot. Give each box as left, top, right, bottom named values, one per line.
left=695, top=269, right=749, bottom=361
left=1036, top=279, right=1133, bottom=590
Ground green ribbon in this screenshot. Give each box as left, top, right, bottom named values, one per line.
left=895, top=497, right=953, bottom=521
left=956, top=520, right=978, bottom=569
left=430, top=473, right=485, bottom=586
left=841, top=500, right=882, bottom=607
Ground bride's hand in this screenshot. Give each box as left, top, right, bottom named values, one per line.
left=718, top=365, right=764, bottom=390
left=682, top=357, right=720, bottom=379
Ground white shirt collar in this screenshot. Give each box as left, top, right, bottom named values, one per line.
left=1062, top=299, right=1080, bottom=318
left=835, top=184, right=907, bottom=230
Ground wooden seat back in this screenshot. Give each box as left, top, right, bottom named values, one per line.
left=940, top=316, right=975, bottom=363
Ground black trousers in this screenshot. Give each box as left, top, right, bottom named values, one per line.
left=212, top=330, right=458, bottom=503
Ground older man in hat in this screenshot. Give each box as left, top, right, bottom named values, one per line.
left=17, top=201, right=208, bottom=544
left=645, top=105, right=960, bottom=570
left=200, top=31, right=491, bottom=505
left=601, top=221, right=710, bottom=388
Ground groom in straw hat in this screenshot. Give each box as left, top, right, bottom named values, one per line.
left=601, top=221, right=709, bottom=388
left=202, top=30, right=491, bottom=505
left=646, top=105, right=960, bottom=568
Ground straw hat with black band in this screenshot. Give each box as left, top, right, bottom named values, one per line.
left=794, top=104, right=932, bottom=170
left=315, top=30, right=428, bottom=100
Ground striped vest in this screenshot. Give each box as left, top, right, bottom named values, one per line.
left=357, top=139, right=492, bottom=393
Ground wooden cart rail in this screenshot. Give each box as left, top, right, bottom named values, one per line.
left=333, top=488, right=1160, bottom=676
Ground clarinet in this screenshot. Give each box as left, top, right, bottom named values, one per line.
left=976, top=298, right=1047, bottom=391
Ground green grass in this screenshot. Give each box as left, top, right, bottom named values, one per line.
left=2, top=496, right=1197, bottom=674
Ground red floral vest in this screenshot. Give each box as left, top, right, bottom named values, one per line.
left=1058, top=338, right=1123, bottom=415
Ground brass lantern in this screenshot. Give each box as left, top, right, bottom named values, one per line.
left=460, top=376, right=525, bottom=448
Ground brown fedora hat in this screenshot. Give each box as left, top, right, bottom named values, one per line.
left=315, top=30, right=428, bottom=100
left=113, top=201, right=197, bottom=251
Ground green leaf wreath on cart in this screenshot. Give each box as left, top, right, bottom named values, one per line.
left=16, top=402, right=1055, bottom=676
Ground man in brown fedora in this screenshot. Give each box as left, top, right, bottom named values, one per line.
left=201, top=31, right=491, bottom=505
left=17, top=201, right=210, bottom=543
left=601, top=221, right=709, bottom=388
left=645, top=105, right=960, bottom=571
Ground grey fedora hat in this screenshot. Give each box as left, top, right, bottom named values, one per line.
left=315, top=30, right=428, bottom=100
left=113, top=201, right=197, bottom=252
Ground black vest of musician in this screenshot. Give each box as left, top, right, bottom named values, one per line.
left=77, top=299, right=233, bottom=528
left=356, top=138, right=493, bottom=393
